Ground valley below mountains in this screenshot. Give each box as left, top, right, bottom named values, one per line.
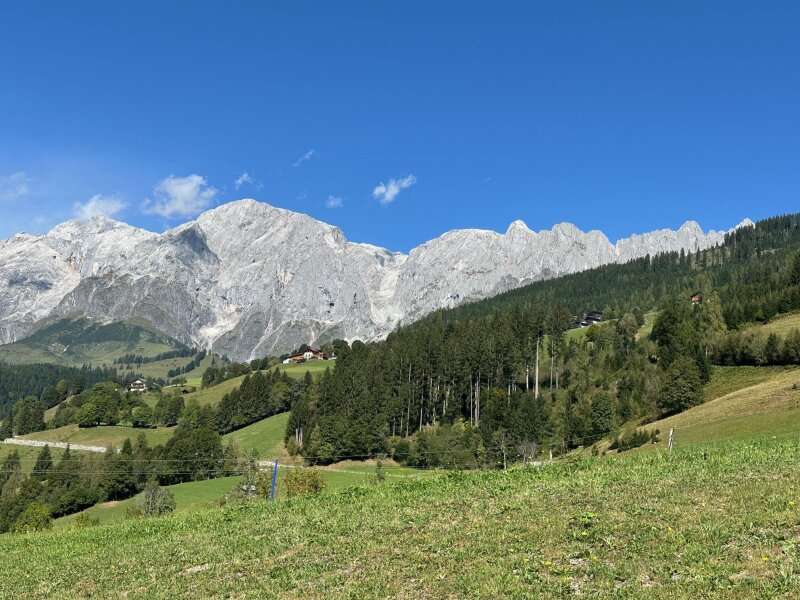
left=0, top=199, right=751, bottom=360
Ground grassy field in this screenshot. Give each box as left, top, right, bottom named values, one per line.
left=747, top=311, right=800, bottom=336
left=53, top=459, right=430, bottom=529
left=0, top=444, right=66, bottom=474
left=182, top=374, right=251, bottom=406
left=643, top=366, right=800, bottom=448
left=223, top=412, right=290, bottom=458
left=271, top=360, right=333, bottom=379
left=20, top=424, right=175, bottom=449
left=703, top=365, right=795, bottom=402
left=4, top=437, right=800, bottom=598
left=637, top=311, right=658, bottom=339
left=54, top=476, right=243, bottom=528
left=124, top=351, right=212, bottom=380
left=183, top=361, right=333, bottom=407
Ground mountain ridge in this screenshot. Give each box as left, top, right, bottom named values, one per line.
left=0, top=199, right=751, bottom=360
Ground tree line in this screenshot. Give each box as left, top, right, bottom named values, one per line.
left=283, top=214, right=800, bottom=468
left=0, top=414, right=240, bottom=533
left=0, top=363, right=119, bottom=419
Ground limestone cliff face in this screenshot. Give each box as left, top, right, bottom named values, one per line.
left=0, top=199, right=751, bottom=360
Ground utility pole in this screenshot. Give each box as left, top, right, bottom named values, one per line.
left=525, top=364, right=530, bottom=392
left=534, top=337, right=540, bottom=399
left=667, top=428, right=674, bottom=452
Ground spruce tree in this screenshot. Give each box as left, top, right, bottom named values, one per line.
left=32, top=445, right=53, bottom=480
left=657, top=356, right=703, bottom=415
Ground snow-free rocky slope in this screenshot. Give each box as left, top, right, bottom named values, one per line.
left=0, top=200, right=751, bottom=360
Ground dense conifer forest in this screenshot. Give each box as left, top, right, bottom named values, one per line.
left=0, top=364, right=118, bottom=417
left=285, top=214, right=800, bottom=466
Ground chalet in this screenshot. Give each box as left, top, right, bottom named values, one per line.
left=690, top=293, right=704, bottom=305
left=282, top=348, right=327, bottom=364
left=128, top=379, right=148, bottom=393
left=578, top=310, right=604, bottom=328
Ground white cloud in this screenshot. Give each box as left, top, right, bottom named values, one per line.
left=234, top=172, right=258, bottom=190
left=292, top=149, right=315, bottom=167
left=372, top=174, right=416, bottom=205
left=74, top=194, right=126, bottom=220
left=143, top=174, right=218, bottom=218
left=0, top=172, right=31, bottom=201
left=325, top=195, right=343, bottom=209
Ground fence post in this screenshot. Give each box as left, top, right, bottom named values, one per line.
left=270, top=461, right=279, bottom=501
left=667, top=428, right=674, bottom=453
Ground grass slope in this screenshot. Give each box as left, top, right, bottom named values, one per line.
left=4, top=437, right=800, bottom=598
left=223, top=412, right=290, bottom=458
left=747, top=311, right=800, bottom=336
left=0, top=444, right=65, bottom=474
left=54, top=459, right=430, bottom=529
left=644, top=366, right=800, bottom=448
left=0, top=318, right=183, bottom=369
left=125, top=351, right=213, bottom=381
left=183, top=361, right=333, bottom=408
left=20, top=424, right=174, bottom=449
left=54, top=476, right=243, bottom=528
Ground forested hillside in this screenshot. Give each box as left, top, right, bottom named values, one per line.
left=0, top=319, right=186, bottom=368
left=286, top=214, right=800, bottom=466
left=0, top=363, right=118, bottom=417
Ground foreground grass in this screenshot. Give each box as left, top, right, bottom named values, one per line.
left=3, top=438, right=800, bottom=598
left=54, top=459, right=432, bottom=529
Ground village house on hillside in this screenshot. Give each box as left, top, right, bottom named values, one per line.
left=578, top=310, right=604, bottom=328
left=283, top=348, right=328, bottom=364
left=128, top=379, right=147, bottom=393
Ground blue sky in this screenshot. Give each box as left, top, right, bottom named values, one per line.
left=1, top=2, right=798, bottom=251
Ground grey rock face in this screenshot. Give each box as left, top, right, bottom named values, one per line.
left=0, top=199, right=750, bottom=360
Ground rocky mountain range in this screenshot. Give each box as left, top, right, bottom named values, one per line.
left=0, top=199, right=751, bottom=361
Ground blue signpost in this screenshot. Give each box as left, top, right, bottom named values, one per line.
left=270, top=460, right=279, bottom=501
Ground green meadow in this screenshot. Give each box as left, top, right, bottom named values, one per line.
left=5, top=436, right=800, bottom=598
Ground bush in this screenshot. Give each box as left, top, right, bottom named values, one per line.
left=12, top=502, right=52, bottom=533
left=610, top=428, right=660, bottom=452
left=138, top=478, right=176, bottom=517
left=74, top=513, right=100, bottom=529
left=284, top=468, right=325, bottom=498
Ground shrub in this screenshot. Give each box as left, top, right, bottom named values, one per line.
left=12, top=502, right=52, bottom=533
left=284, top=468, right=325, bottom=498
left=139, top=478, right=176, bottom=517
left=74, top=513, right=100, bottom=529
left=610, top=428, right=659, bottom=452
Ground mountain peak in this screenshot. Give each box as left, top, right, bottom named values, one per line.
left=0, top=202, right=752, bottom=358
left=505, top=219, right=532, bottom=235
left=552, top=222, right=582, bottom=236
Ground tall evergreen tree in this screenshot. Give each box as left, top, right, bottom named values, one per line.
left=31, top=445, right=53, bottom=480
